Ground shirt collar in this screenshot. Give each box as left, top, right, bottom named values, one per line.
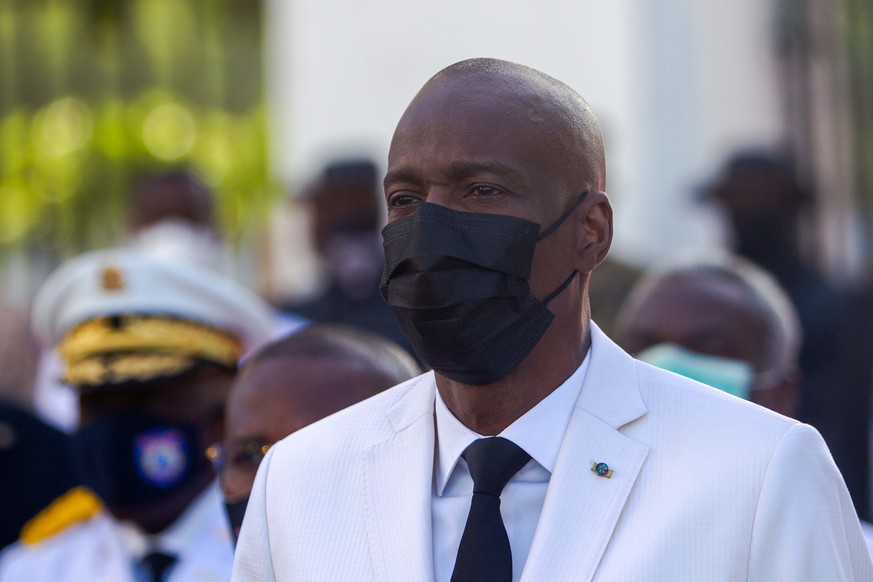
left=434, top=350, right=590, bottom=496
left=157, top=481, right=230, bottom=556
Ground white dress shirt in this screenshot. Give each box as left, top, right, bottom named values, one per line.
left=118, top=482, right=234, bottom=581
left=432, top=352, right=590, bottom=582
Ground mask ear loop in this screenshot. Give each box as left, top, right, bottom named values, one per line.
left=536, top=191, right=591, bottom=241
left=537, top=191, right=592, bottom=306
left=543, top=271, right=578, bottom=306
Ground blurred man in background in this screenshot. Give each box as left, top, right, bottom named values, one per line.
left=35, top=170, right=232, bottom=431
left=615, top=255, right=800, bottom=417
left=0, top=298, right=77, bottom=550
left=0, top=300, right=39, bottom=410
left=0, top=249, right=272, bottom=582
left=282, top=159, right=413, bottom=355
left=217, top=323, right=420, bottom=541
left=0, top=400, right=78, bottom=551
left=615, top=254, right=873, bottom=553
left=128, top=170, right=226, bottom=271
left=705, top=152, right=869, bottom=518
left=127, top=168, right=305, bottom=338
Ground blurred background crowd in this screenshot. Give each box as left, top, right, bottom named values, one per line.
left=0, top=0, right=872, bottom=566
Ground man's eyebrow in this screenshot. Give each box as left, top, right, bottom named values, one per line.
left=384, top=161, right=525, bottom=186
left=383, top=168, right=420, bottom=187
left=445, top=161, right=525, bottom=183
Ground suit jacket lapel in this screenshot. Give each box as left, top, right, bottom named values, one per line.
left=521, top=324, right=650, bottom=581
left=362, top=374, right=437, bottom=582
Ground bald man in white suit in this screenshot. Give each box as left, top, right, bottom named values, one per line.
left=233, top=59, right=871, bottom=581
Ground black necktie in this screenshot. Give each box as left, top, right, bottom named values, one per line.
left=451, top=437, right=532, bottom=582
left=140, top=551, right=177, bottom=582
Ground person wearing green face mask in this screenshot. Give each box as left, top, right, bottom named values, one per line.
left=615, top=254, right=873, bottom=553
left=615, top=255, right=801, bottom=417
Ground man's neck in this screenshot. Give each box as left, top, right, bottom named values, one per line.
left=110, top=469, right=214, bottom=535
left=436, top=320, right=590, bottom=435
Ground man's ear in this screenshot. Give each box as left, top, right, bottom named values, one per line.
left=574, top=191, right=613, bottom=274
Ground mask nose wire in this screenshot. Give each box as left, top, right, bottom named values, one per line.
left=535, top=191, right=590, bottom=241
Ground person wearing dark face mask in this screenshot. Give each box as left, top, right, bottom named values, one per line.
left=213, top=323, right=420, bottom=543
left=282, top=159, right=415, bottom=357
left=233, top=59, right=871, bottom=581
left=0, top=249, right=272, bottom=582
left=702, top=153, right=869, bottom=519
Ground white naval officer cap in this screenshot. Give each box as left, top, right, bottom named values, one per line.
left=32, top=248, right=273, bottom=388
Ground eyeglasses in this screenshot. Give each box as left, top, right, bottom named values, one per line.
left=206, top=440, right=272, bottom=479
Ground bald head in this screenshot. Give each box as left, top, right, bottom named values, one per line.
left=382, top=58, right=613, bottom=409
left=615, top=255, right=801, bottom=416
left=245, top=323, right=419, bottom=390
left=617, top=257, right=801, bottom=373
left=433, top=59, right=603, bottom=189
left=221, top=325, right=420, bottom=500
left=391, top=58, right=605, bottom=202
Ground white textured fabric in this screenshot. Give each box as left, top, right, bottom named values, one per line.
left=432, top=351, right=589, bottom=582
left=232, top=323, right=873, bottom=581
left=861, top=521, right=873, bottom=558
left=0, top=483, right=234, bottom=582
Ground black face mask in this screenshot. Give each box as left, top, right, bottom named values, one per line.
left=380, top=193, right=587, bottom=385
left=224, top=494, right=249, bottom=545
left=71, top=411, right=211, bottom=511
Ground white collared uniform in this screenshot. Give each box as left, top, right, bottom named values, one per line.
left=0, top=484, right=233, bottom=582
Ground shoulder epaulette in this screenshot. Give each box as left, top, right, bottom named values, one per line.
left=20, top=486, right=102, bottom=545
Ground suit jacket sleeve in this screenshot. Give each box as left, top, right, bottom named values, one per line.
left=748, top=423, right=873, bottom=580
left=232, top=447, right=278, bottom=582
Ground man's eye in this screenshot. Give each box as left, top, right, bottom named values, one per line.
left=230, top=452, right=256, bottom=469
left=389, top=193, right=419, bottom=208
left=227, top=441, right=271, bottom=470
left=470, top=185, right=501, bottom=197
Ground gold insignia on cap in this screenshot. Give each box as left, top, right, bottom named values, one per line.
left=101, top=265, right=124, bottom=291
left=58, top=316, right=242, bottom=387
left=65, top=353, right=198, bottom=386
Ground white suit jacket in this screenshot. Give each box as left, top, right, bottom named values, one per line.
left=233, top=324, right=872, bottom=581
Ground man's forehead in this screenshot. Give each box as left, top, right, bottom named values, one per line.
left=647, top=275, right=750, bottom=311
left=387, top=63, right=603, bottom=196
left=234, top=355, right=371, bottom=399
left=398, top=74, right=545, bottom=129
left=389, top=85, right=563, bottom=174
left=637, top=275, right=766, bottom=338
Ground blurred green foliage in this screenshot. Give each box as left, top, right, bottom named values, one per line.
left=0, top=0, right=270, bottom=256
